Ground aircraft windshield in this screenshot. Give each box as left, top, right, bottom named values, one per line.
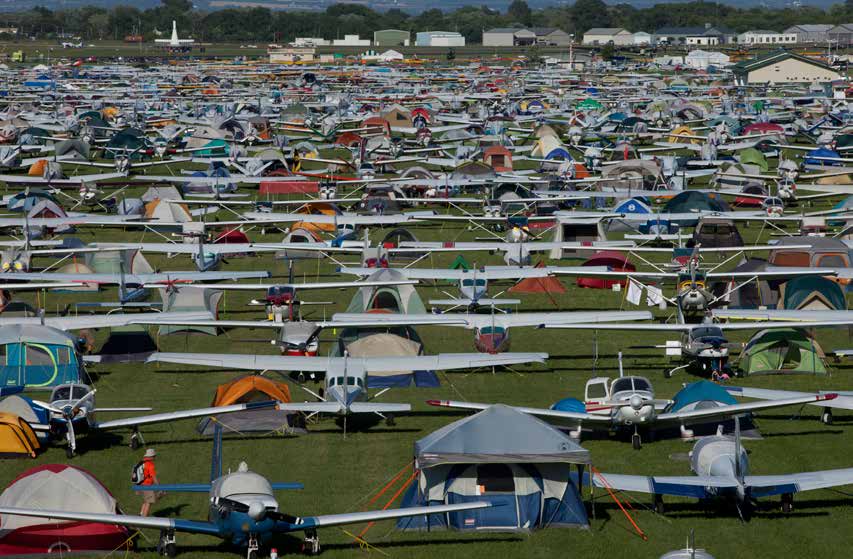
left=612, top=377, right=651, bottom=394
left=693, top=326, right=724, bottom=339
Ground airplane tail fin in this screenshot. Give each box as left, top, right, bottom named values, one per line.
left=211, top=422, right=223, bottom=482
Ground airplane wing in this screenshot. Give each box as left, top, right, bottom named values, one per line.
left=337, top=266, right=553, bottom=280
left=724, top=386, right=853, bottom=411
left=0, top=311, right=214, bottom=331
left=711, top=309, right=853, bottom=322
left=426, top=399, right=610, bottom=427
left=241, top=212, right=431, bottom=226
left=145, top=280, right=419, bottom=291
left=331, top=311, right=653, bottom=330
left=746, top=468, right=853, bottom=497
left=290, top=502, right=491, bottom=531
left=94, top=400, right=280, bottom=430
left=591, top=473, right=738, bottom=499
left=9, top=270, right=270, bottom=284
left=0, top=172, right=126, bottom=184
left=706, top=269, right=837, bottom=281
left=0, top=507, right=221, bottom=536
left=146, top=352, right=548, bottom=372
left=655, top=393, right=838, bottom=426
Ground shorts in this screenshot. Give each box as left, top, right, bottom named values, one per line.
left=137, top=490, right=158, bottom=505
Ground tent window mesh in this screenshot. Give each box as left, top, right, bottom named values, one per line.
left=476, top=464, right=515, bottom=493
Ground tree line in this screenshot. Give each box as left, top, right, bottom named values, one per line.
left=2, top=0, right=853, bottom=44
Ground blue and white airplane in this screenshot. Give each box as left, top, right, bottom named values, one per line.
left=0, top=424, right=489, bottom=558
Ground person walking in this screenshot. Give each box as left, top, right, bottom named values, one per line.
left=136, top=448, right=160, bottom=517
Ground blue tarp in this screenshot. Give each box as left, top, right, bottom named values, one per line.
left=805, top=147, right=841, bottom=166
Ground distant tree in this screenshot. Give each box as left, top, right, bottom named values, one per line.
left=600, top=42, right=615, bottom=60
left=572, top=0, right=611, bottom=34
left=508, top=0, right=532, bottom=26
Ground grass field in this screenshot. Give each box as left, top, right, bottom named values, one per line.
left=1, top=154, right=853, bottom=559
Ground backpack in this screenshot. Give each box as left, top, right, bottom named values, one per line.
left=131, top=461, right=146, bottom=485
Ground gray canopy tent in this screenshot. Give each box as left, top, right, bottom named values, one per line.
left=397, top=404, right=590, bottom=532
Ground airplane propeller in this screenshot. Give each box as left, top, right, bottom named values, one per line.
left=31, top=388, right=96, bottom=457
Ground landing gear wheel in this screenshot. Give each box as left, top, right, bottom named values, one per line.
left=130, top=434, right=140, bottom=450
left=663, top=368, right=672, bottom=379
left=247, top=551, right=257, bottom=559
left=65, top=447, right=74, bottom=459
left=386, top=414, right=396, bottom=427
left=302, top=530, right=320, bottom=555
left=781, top=493, right=794, bottom=514
left=822, top=408, right=833, bottom=425
left=654, top=494, right=665, bottom=515
left=632, top=433, right=642, bottom=450
left=163, top=543, right=177, bottom=558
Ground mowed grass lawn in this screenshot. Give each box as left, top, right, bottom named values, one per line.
left=1, top=165, right=853, bottom=558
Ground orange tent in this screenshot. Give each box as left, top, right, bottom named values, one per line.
left=211, top=376, right=291, bottom=407
left=509, top=261, right=566, bottom=295
left=27, top=160, right=48, bottom=176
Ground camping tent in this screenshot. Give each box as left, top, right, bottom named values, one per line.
left=0, top=413, right=40, bottom=457
left=397, top=405, right=589, bottom=532
left=0, top=464, right=130, bottom=554
left=0, top=325, right=85, bottom=389
left=157, top=287, right=221, bottom=336
left=577, top=251, right=634, bottom=289
left=509, top=262, right=566, bottom=294
left=780, top=276, right=845, bottom=311
left=346, top=268, right=427, bottom=314
left=198, top=376, right=298, bottom=435
left=738, top=328, right=827, bottom=375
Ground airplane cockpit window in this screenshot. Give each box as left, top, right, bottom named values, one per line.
left=632, top=378, right=652, bottom=392
left=611, top=378, right=633, bottom=393
left=586, top=382, right=607, bottom=400
left=693, top=326, right=723, bottom=339
left=53, top=386, right=71, bottom=401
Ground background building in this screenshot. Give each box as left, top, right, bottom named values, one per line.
left=784, top=24, right=832, bottom=43
left=737, top=30, right=797, bottom=45
left=483, top=27, right=570, bottom=46
left=373, top=29, right=410, bottom=47
left=829, top=24, right=853, bottom=47
left=582, top=28, right=633, bottom=46
left=655, top=24, right=733, bottom=45
left=332, top=35, right=371, bottom=47
left=733, top=50, right=841, bottom=85
left=415, top=31, right=465, bottom=47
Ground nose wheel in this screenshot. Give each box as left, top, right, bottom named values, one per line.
left=158, top=530, right=177, bottom=557
left=302, top=530, right=320, bottom=555
left=632, top=431, right=642, bottom=450
left=246, top=534, right=258, bottom=559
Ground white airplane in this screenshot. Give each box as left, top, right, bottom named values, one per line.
left=155, top=20, right=194, bottom=48
left=146, top=351, right=548, bottom=430
left=331, top=310, right=653, bottom=354
left=428, top=374, right=835, bottom=449
left=20, top=382, right=283, bottom=457
left=588, top=418, right=853, bottom=518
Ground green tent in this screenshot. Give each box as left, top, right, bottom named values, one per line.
left=738, top=328, right=827, bottom=375
left=738, top=147, right=768, bottom=172
left=781, top=276, right=845, bottom=311
left=576, top=98, right=602, bottom=110
left=450, top=254, right=470, bottom=271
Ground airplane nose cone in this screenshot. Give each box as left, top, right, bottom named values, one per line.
left=629, top=394, right=643, bottom=411
left=248, top=501, right=265, bottom=521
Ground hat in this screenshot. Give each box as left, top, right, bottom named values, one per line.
left=144, top=448, right=156, bottom=458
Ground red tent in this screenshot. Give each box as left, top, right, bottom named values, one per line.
left=577, top=251, right=635, bottom=289
left=0, top=464, right=131, bottom=556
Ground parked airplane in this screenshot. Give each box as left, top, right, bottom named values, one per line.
left=147, top=351, right=548, bottom=429
left=154, top=20, right=194, bottom=48
left=428, top=370, right=833, bottom=449
left=20, top=383, right=281, bottom=457
left=588, top=418, right=853, bottom=519
left=0, top=424, right=489, bottom=558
